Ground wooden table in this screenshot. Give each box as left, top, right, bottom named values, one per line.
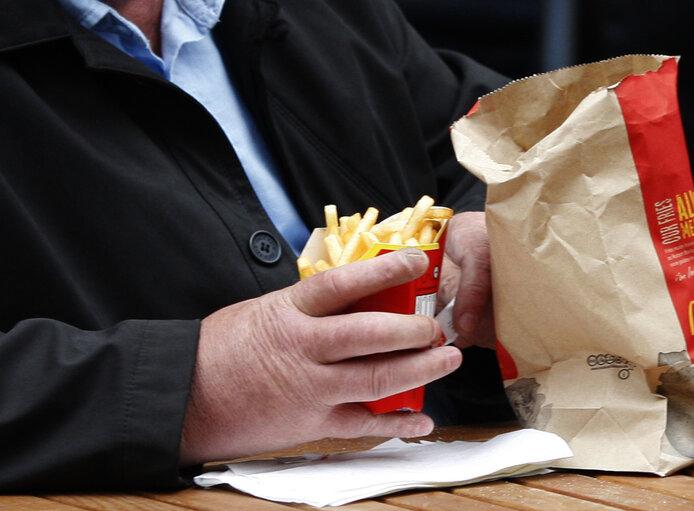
left=4, top=422, right=694, bottom=511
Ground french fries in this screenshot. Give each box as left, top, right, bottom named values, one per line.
left=297, top=195, right=453, bottom=278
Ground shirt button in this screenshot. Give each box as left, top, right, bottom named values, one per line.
left=249, top=230, right=282, bottom=264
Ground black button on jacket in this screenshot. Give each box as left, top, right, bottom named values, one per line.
left=0, top=0, right=508, bottom=491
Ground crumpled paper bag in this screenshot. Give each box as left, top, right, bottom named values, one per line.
left=450, top=54, right=694, bottom=475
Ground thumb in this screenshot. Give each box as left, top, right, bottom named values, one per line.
left=444, top=212, right=493, bottom=340
left=291, top=248, right=430, bottom=317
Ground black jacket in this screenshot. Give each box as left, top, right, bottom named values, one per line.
left=0, top=0, right=509, bottom=490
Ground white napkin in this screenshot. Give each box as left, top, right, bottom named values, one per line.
left=194, top=429, right=573, bottom=507
left=435, top=297, right=458, bottom=344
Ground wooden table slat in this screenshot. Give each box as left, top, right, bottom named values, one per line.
left=0, top=496, right=86, bottom=511
left=452, top=480, right=624, bottom=510
left=596, top=474, right=694, bottom=501
left=292, top=500, right=413, bottom=510
left=519, top=472, right=694, bottom=511
left=383, top=489, right=518, bottom=511
left=45, top=493, right=189, bottom=511
left=144, top=488, right=298, bottom=510
left=7, top=426, right=693, bottom=510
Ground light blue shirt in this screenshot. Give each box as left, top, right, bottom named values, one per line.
left=56, top=0, right=310, bottom=254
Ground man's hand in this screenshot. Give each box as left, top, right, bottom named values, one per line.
left=437, top=211, right=495, bottom=349
left=179, top=248, right=462, bottom=466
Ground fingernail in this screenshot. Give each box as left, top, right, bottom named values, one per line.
left=400, top=247, right=426, bottom=260
left=414, top=419, right=434, bottom=437
left=399, top=247, right=428, bottom=272
left=446, top=347, right=463, bottom=371
left=431, top=332, right=447, bottom=347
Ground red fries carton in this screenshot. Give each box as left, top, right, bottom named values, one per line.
left=298, top=207, right=450, bottom=413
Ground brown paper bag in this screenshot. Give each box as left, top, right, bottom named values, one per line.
left=451, top=55, right=694, bottom=474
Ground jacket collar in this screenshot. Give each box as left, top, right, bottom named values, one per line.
left=0, top=0, right=283, bottom=93
left=0, top=0, right=72, bottom=52
left=0, top=0, right=278, bottom=62
left=0, top=0, right=172, bottom=81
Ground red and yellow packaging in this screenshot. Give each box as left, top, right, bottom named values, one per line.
left=451, top=55, right=694, bottom=474
left=298, top=207, right=451, bottom=413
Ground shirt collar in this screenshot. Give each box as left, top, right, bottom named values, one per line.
left=160, top=0, right=224, bottom=72
left=56, top=0, right=224, bottom=30
left=55, top=0, right=225, bottom=76
left=55, top=0, right=124, bottom=31
left=175, top=0, right=224, bottom=29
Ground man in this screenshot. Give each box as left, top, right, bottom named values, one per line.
left=0, top=0, right=511, bottom=490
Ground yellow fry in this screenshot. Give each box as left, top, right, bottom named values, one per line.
left=338, top=216, right=350, bottom=237
left=417, top=220, right=436, bottom=244
left=324, top=204, right=339, bottom=236
left=369, top=221, right=403, bottom=240
left=388, top=231, right=403, bottom=245
left=337, top=207, right=379, bottom=265
left=351, top=233, right=370, bottom=262
left=425, top=206, right=454, bottom=220
left=370, top=207, right=411, bottom=239
left=323, top=233, right=344, bottom=267
left=301, top=200, right=452, bottom=275
left=396, top=206, right=414, bottom=223
left=369, top=208, right=412, bottom=240
left=314, top=259, right=332, bottom=272
left=340, top=212, right=362, bottom=244
left=368, top=223, right=391, bottom=241
left=346, top=212, right=361, bottom=231
left=377, top=207, right=413, bottom=225
left=360, top=231, right=379, bottom=250
left=401, top=195, right=435, bottom=240
left=297, top=256, right=315, bottom=279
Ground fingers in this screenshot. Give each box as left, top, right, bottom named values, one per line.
left=326, top=404, right=435, bottom=439
left=309, top=312, right=442, bottom=363
left=319, top=345, right=462, bottom=404
left=444, top=212, right=494, bottom=344
left=435, top=255, right=461, bottom=313
left=290, top=248, right=430, bottom=317
left=453, top=247, right=491, bottom=344
left=455, top=298, right=496, bottom=349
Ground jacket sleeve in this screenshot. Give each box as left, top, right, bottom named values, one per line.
left=424, top=49, right=509, bottom=212
left=0, top=318, right=199, bottom=491
left=388, top=4, right=510, bottom=211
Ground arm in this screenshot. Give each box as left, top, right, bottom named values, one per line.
left=1, top=251, right=461, bottom=488
left=0, top=318, right=199, bottom=491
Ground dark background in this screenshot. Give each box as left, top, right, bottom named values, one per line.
left=396, top=0, right=694, bottom=156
